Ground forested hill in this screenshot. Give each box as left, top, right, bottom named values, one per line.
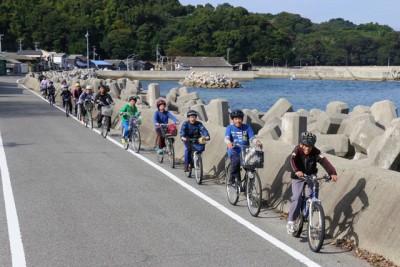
left=1, top=0, right=399, bottom=66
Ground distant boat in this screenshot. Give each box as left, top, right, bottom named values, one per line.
left=290, top=73, right=296, bottom=80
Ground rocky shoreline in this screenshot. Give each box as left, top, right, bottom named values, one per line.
left=178, top=71, right=242, bottom=88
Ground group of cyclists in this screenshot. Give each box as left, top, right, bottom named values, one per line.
left=152, top=99, right=339, bottom=235
left=40, top=76, right=339, bottom=235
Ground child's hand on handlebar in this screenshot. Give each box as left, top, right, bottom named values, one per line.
left=295, top=171, right=304, bottom=178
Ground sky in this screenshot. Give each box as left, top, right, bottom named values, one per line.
left=179, top=0, right=400, bottom=30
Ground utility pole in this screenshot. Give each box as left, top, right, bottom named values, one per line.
left=0, top=34, right=3, bottom=53
left=85, top=31, right=89, bottom=70
left=34, top=42, right=40, bottom=51
left=92, top=46, right=96, bottom=60
left=19, top=38, right=23, bottom=51
left=227, top=47, right=230, bottom=63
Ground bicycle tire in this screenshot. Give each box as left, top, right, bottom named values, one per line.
left=292, top=212, right=305, bottom=238
left=77, top=106, right=82, bottom=121
left=168, top=140, right=175, bottom=168
left=246, top=170, right=262, bottom=217
left=194, top=153, right=203, bottom=185
left=101, top=117, right=109, bottom=138
left=89, top=111, right=93, bottom=129
left=308, top=201, right=325, bottom=252
left=225, top=163, right=239, bottom=205
left=156, top=137, right=164, bottom=163
left=132, top=128, right=141, bottom=153
left=65, top=102, right=69, bottom=117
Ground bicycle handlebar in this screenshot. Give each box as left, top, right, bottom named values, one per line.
left=302, top=174, right=331, bottom=182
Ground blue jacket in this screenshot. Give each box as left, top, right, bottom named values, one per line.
left=180, top=120, right=209, bottom=151
left=225, top=124, right=255, bottom=157
left=153, top=110, right=178, bottom=129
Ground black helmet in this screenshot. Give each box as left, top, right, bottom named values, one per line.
left=230, top=109, right=244, bottom=119
left=300, top=131, right=316, bottom=146
left=187, top=110, right=198, bottom=117
left=128, top=96, right=137, bottom=102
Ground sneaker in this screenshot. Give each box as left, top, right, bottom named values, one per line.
left=157, top=148, right=164, bottom=154
left=98, top=123, right=102, bottom=128
left=121, top=138, right=126, bottom=144
left=286, top=222, right=294, bottom=234
left=183, top=165, right=189, bottom=172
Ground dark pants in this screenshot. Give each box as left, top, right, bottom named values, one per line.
left=156, top=129, right=165, bottom=149
left=229, top=152, right=241, bottom=182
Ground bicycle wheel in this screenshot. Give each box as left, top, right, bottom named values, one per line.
left=65, top=102, right=69, bottom=117
left=308, top=201, right=325, bottom=252
left=101, top=117, right=109, bottom=138
left=225, top=163, right=239, bottom=205
left=77, top=106, right=82, bottom=121
left=85, top=114, right=88, bottom=127
left=168, top=139, right=175, bottom=168
left=246, top=170, right=262, bottom=217
left=292, top=212, right=305, bottom=238
left=132, top=128, right=141, bottom=153
left=157, top=137, right=164, bottom=163
left=194, top=153, right=203, bottom=185
left=89, top=111, right=93, bottom=129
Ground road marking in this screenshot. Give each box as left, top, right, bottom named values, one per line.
left=20, top=83, right=321, bottom=267
left=0, top=133, right=27, bottom=267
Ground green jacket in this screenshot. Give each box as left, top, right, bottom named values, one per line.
left=120, top=104, right=140, bottom=122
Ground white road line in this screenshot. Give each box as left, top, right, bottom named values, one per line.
left=0, top=133, right=27, bottom=267
left=20, top=83, right=321, bottom=267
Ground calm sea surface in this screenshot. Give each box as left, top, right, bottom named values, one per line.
left=142, top=79, right=400, bottom=113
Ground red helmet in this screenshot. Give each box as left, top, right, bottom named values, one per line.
left=157, top=99, right=166, bottom=108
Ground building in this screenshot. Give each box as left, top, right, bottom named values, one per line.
left=130, top=60, right=155, bottom=71
left=52, top=53, right=68, bottom=69
left=233, top=62, right=253, bottom=71
left=174, top=56, right=232, bottom=71
left=90, top=60, right=114, bottom=70
left=105, top=59, right=127, bottom=70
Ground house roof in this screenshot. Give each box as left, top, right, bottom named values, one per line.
left=91, top=60, right=113, bottom=66
left=1, top=53, right=35, bottom=61
left=75, top=61, right=87, bottom=67
left=175, top=56, right=232, bottom=67
left=5, top=58, right=21, bottom=64
left=68, top=54, right=83, bottom=60
left=17, top=50, right=43, bottom=56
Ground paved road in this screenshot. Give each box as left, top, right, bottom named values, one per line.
left=0, top=77, right=370, bottom=267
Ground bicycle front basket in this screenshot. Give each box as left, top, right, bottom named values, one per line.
left=160, top=124, right=177, bottom=137
left=101, top=105, right=113, bottom=116
left=241, top=147, right=264, bottom=169
left=129, top=116, right=139, bottom=128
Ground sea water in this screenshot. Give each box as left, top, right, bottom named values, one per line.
left=142, top=79, right=400, bottom=113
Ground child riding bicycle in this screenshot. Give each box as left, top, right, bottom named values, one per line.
left=180, top=110, right=210, bottom=172
left=40, top=76, right=48, bottom=98
left=78, top=85, right=95, bottom=123
left=287, top=131, right=338, bottom=234
left=225, top=109, right=263, bottom=185
left=95, top=85, right=115, bottom=129
left=119, top=96, right=141, bottom=144
left=47, top=81, right=56, bottom=100
left=60, top=85, right=72, bottom=113
left=153, top=100, right=179, bottom=154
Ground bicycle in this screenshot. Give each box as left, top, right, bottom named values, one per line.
left=48, top=93, right=55, bottom=106
left=156, top=124, right=177, bottom=168
left=99, top=101, right=113, bottom=138
left=83, top=99, right=94, bottom=129
left=64, top=96, right=71, bottom=117
left=121, top=114, right=141, bottom=153
left=184, top=137, right=207, bottom=185
left=292, top=174, right=331, bottom=252
left=225, top=143, right=264, bottom=217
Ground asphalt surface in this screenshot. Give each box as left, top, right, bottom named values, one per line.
left=0, top=77, right=371, bottom=267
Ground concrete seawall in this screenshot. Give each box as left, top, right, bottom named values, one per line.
left=21, top=76, right=400, bottom=265
left=98, top=66, right=400, bottom=82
